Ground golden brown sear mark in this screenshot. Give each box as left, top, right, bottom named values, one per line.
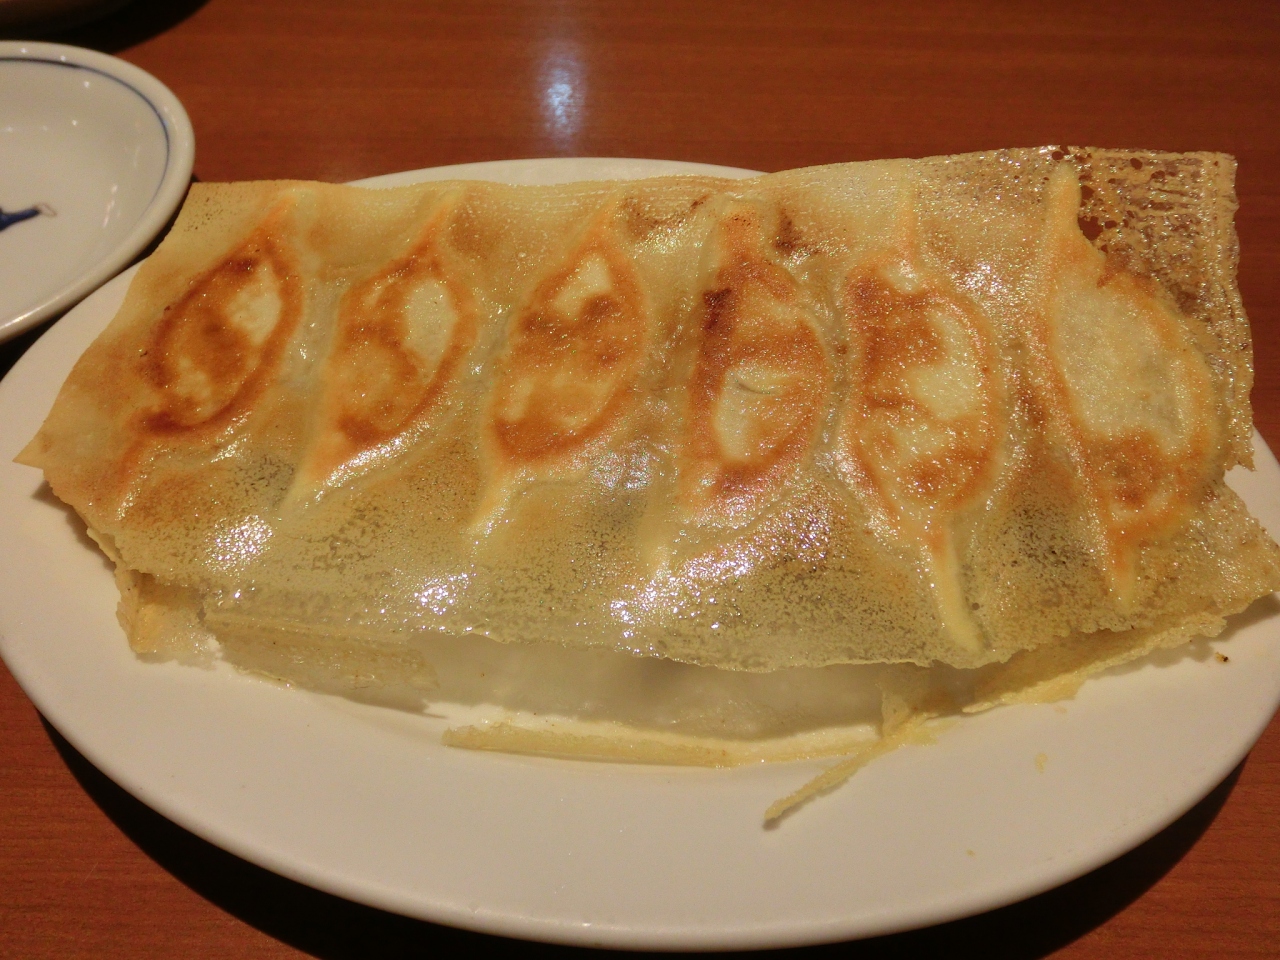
left=316, top=203, right=477, bottom=471
left=141, top=221, right=300, bottom=435
left=772, top=211, right=802, bottom=256
left=681, top=204, right=828, bottom=522
left=620, top=192, right=709, bottom=241
left=839, top=257, right=999, bottom=544
left=488, top=213, right=648, bottom=466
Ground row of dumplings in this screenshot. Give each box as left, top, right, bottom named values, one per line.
left=137, top=170, right=1216, bottom=605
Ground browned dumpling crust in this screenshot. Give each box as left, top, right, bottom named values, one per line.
left=18, top=147, right=1280, bottom=683
left=306, top=192, right=479, bottom=489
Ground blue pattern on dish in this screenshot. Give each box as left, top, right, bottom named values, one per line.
left=0, top=204, right=52, bottom=232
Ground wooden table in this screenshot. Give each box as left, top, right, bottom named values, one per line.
left=2, top=1, right=1278, bottom=956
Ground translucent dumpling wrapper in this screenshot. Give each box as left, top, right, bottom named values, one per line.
left=18, top=147, right=1280, bottom=787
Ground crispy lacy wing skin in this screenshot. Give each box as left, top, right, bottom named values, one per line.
left=18, top=150, right=1280, bottom=683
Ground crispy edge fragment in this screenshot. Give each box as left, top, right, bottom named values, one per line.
left=763, top=716, right=935, bottom=825
left=442, top=719, right=879, bottom=767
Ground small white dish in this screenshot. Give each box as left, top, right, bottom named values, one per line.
left=0, top=41, right=194, bottom=342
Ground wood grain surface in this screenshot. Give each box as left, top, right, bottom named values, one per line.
left=2, top=1, right=1278, bottom=957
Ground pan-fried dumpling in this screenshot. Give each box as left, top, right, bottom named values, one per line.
left=17, top=148, right=1280, bottom=732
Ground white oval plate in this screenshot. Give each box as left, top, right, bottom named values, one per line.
left=1, top=159, right=1279, bottom=950
left=0, top=41, right=195, bottom=342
